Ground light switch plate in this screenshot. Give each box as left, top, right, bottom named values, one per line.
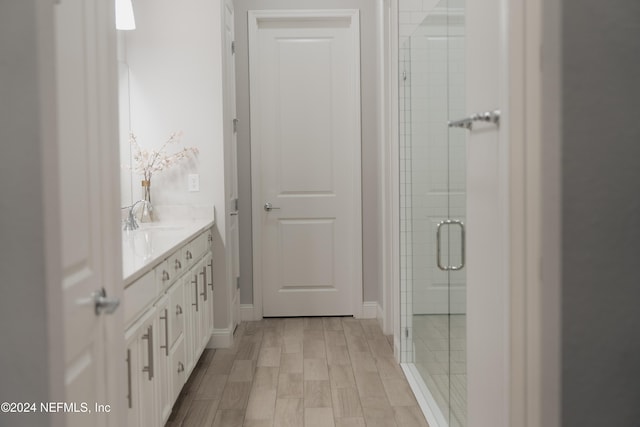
left=188, top=174, right=200, bottom=192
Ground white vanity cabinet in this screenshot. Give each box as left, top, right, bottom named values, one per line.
left=124, top=225, right=214, bottom=427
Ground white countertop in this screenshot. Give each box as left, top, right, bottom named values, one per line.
left=122, top=218, right=214, bottom=286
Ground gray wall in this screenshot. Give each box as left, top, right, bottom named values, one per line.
left=556, top=0, right=640, bottom=425
left=234, top=0, right=381, bottom=306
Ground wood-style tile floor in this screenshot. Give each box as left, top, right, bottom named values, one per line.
left=165, top=317, right=429, bottom=427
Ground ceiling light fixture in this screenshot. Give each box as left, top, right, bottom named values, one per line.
left=115, top=0, right=136, bottom=30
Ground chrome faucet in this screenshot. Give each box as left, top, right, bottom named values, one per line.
left=123, top=199, right=153, bottom=231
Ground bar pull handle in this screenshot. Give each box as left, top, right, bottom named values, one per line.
left=126, top=349, right=133, bottom=409
left=436, top=219, right=466, bottom=271
left=160, top=308, right=169, bottom=357
left=207, top=261, right=214, bottom=291
left=192, top=274, right=199, bottom=312
left=200, top=267, right=208, bottom=301
left=141, top=325, right=154, bottom=380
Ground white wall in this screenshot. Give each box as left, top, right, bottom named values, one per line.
left=234, top=0, right=382, bottom=307
left=124, top=0, right=234, bottom=332
left=124, top=0, right=224, bottom=215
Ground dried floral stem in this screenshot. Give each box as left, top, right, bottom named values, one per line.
left=130, top=131, right=199, bottom=181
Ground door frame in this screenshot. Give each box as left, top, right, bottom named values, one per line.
left=248, top=9, right=363, bottom=320
left=383, top=0, right=552, bottom=425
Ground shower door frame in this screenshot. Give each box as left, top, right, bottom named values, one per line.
left=382, top=0, right=554, bottom=426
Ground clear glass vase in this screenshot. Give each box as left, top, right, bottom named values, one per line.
left=140, top=179, right=154, bottom=222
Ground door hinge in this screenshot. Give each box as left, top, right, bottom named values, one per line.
left=236, top=277, right=240, bottom=290
left=231, top=41, right=235, bottom=54
left=233, top=118, right=239, bottom=133
left=405, top=327, right=409, bottom=338
left=233, top=197, right=239, bottom=211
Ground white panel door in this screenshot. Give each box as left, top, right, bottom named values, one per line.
left=249, top=10, right=362, bottom=317
left=55, top=0, right=122, bottom=426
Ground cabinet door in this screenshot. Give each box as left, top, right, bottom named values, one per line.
left=203, top=252, right=215, bottom=337
left=170, top=336, right=187, bottom=405
left=168, top=280, right=185, bottom=348
left=126, top=309, right=157, bottom=427
left=196, top=259, right=210, bottom=350
left=185, top=273, right=200, bottom=374
left=137, top=314, right=157, bottom=427
left=156, top=296, right=172, bottom=425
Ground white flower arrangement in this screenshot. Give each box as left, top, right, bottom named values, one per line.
left=130, top=131, right=199, bottom=181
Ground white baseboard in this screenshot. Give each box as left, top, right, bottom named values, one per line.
left=240, top=304, right=258, bottom=321
left=361, top=301, right=378, bottom=319
left=207, top=327, right=233, bottom=349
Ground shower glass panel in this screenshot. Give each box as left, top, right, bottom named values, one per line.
left=399, top=1, right=466, bottom=426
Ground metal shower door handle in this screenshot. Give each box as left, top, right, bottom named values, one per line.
left=436, top=219, right=466, bottom=271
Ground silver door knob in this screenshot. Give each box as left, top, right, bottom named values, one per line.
left=94, top=287, right=120, bottom=315
left=264, top=202, right=281, bottom=212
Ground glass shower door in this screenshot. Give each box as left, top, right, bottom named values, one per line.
left=399, top=1, right=467, bottom=426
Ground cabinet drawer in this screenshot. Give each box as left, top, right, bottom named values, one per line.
left=155, top=251, right=184, bottom=290
left=123, top=270, right=157, bottom=327
left=192, top=232, right=208, bottom=261
left=170, top=336, right=187, bottom=405
left=168, top=280, right=185, bottom=348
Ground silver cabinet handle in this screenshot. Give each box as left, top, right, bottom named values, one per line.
left=94, top=287, right=120, bottom=315
left=264, top=202, right=280, bottom=212
left=207, top=261, right=214, bottom=291
left=162, top=270, right=170, bottom=282
left=174, top=259, right=182, bottom=271
left=159, top=308, right=169, bottom=357
left=436, top=219, right=466, bottom=271
left=192, top=275, right=199, bottom=312
left=141, top=325, right=154, bottom=380
left=177, top=361, right=185, bottom=373
left=126, top=349, right=133, bottom=409
left=230, top=211, right=239, bottom=216
left=200, top=267, right=208, bottom=301
left=200, top=265, right=208, bottom=301
left=176, top=304, right=183, bottom=316
left=185, top=250, right=193, bottom=261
